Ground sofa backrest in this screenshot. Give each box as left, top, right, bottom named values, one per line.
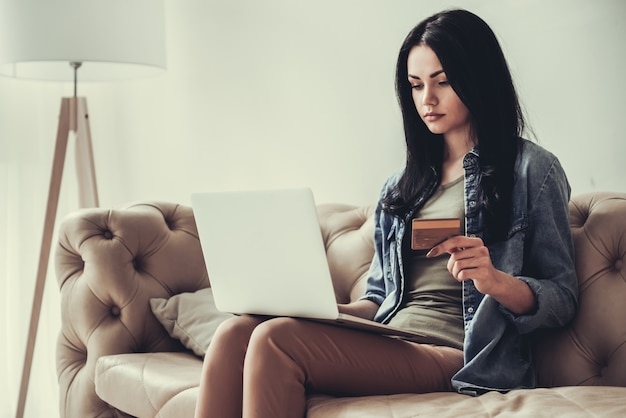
left=532, top=192, right=626, bottom=387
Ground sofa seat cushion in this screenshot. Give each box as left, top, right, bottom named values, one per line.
left=95, top=351, right=626, bottom=418
left=95, top=352, right=202, bottom=418
left=307, top=386, right=626, bottom=418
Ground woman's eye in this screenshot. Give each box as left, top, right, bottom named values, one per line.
left=438, top=80, right=450, bottom=86
left=411, top=84, right=424, bottom=90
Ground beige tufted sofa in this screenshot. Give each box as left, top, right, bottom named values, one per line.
left=55, top=192, right=626, bottom=417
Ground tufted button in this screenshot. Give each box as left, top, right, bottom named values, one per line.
left=615, top=259, right=624, bottom=272
left=103, top=229, right=113, bottom=240
left=110, top=306, right=121, bottom=317
left=132, top=258, right=142, bottom=271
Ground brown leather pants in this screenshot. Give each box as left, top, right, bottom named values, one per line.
left=194, top=315, right=463, bottom=418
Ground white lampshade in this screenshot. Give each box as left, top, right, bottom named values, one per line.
left=0, top=0, right=166, bottom=81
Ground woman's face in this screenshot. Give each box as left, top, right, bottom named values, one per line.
left=407, top=44, right=472, bottom=143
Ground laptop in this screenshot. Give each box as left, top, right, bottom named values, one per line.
left=190, top=187, right=442, bottom=345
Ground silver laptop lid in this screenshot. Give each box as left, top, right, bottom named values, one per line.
left=191, top=187, right=340, bottom=320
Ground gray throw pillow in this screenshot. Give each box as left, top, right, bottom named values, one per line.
left=150, top=287, right=234, bottom=357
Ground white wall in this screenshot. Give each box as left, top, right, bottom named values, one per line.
left=85, top=0, right=625, bottom=210
left=20, top=0, right=622, bottom=211
left=4, top=0, right=626, bottom=208
left=1, top=0, right=624, bottom=416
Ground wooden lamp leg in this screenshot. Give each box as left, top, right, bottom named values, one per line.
left=15, top=96, right=99, bottom=418
left=75, top=97, right=99, bottom=208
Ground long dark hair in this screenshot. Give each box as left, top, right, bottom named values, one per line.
left=382, top=9, right=525, bottom=242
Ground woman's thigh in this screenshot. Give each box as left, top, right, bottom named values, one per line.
left=246, top=317, right=464, bottom=396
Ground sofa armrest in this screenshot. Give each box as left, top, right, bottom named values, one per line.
left=56, top=202, right=209, bottom=418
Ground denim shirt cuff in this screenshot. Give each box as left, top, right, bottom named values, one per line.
left=497, top=276, right=545, bottom=334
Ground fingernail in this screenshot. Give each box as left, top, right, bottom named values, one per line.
left=426, top=248, right=438, bottom=258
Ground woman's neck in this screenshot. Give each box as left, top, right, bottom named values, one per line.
left=441, top=134, right=475, bottom=185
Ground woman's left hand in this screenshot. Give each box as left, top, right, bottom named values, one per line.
left=427, top=235, right=537, bottom=315
left=426, top=235, right=501, bottom=295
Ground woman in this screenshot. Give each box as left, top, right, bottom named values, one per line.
left=195, top=9, right=578, bottom=417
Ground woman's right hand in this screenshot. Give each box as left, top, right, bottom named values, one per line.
left=337, top=300, right=380, bottom=320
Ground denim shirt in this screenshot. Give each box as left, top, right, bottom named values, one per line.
left=361, top=138, right=578, bottom=394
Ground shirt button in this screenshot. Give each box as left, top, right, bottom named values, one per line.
left=467, top=307, right=474, bottom=313
left=469, top=234, right=476, bottom=238
left=469, top=201, right=476, bottom=207
left=469, top=174, right=475, bottom=181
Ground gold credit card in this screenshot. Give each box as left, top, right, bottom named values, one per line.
left=411, top=218, right=461, bottom=250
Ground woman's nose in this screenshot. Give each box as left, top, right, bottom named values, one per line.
left=422, top=87, right=437, bottom=106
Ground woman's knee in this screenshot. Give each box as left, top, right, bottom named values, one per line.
left=215, top=315, right=261, bottom=336
left=208, top=315, right=263, bottom=354
left=248, top=317, right=302, bottom=347
left=246, top=317, right=311, bottom=366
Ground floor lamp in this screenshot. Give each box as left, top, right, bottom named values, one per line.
left=0, top=2, right=166, bottom=417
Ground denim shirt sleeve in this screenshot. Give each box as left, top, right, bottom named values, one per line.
left=359, top=198, right=387, bottom=307
left=358, top=173, right=400, bottom=308
left=497, top=149, right=578, bottom=334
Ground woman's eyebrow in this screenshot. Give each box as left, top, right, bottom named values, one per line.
left=408, top=69, right=445, bottom=80
left=429, top=69, right=445, bottom=78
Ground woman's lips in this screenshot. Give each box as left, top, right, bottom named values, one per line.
left=423, top=113, right=444, bottom=121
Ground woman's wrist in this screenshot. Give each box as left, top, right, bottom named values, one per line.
left=338, top=300, right=379, bottom=320
left=488, top=271, right=538, bottom=316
